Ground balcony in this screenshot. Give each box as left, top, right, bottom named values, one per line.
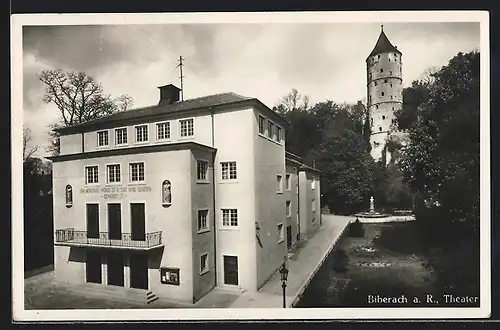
left=54, top=228, right=163, bottom=251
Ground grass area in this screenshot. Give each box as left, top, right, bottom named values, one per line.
left=337, top=222, right=436, bottom=307
left=297, top=220, right=479, bottom=308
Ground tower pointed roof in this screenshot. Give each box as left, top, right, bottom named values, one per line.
left=366, top=25, right=401, bottom=61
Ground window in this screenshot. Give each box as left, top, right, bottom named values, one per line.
left=390, top=71, right=393, bottom=75
left=85, top=166, right=99, bottom=184
left=197, top=160, right=209, bottom=182
left=157, top=122, right=170, bottom=140
left=392, top=107, right=395, bottom=110
left=374, top=81, right=377, bottom=86
left=222, top=209, right=238, bottom=227
left=258, top=115, right=266, bottom=135
left=97, top=131, right=109, bottom=147
left=129, top=162, right=145, bottom=183
left=200, top=253, right=209, bottom=274
left=276, top=126, right=282, bottom=143
left=221, top=161, right=237, bottom=180
left=380, top=69, right=384, bottom=73
left=384, top=79, right=388, bottom=83
left=198, top=209, right=209, bottom=232
left=379, top=127, right=382, bottom=132
left=377, top=55, right=381, bottom=59
left=391, top=95, right=393, bottom=99
left=277, top=175, right=283, bottom=193
left=285, top=174, right=291, bottom=190
left=312, top=199, right=316, bottom=212
left=382, top=115, right=386, bottom=120
left=267, top=121, right=275, bottom=139
left=135, top=125, right=148, bottom=143
left=376, top=105, right=379, bottom=109
left=107, top=164, right=121, bottom=183
left=390, top=83, right=393, bottom=88
left=115, top=128, right=128, bottom=145
left=277, top=223, right=284, bottom=243
left=381, top=92, right=385, bottom=96
left=286, top=201, right=291, bottom=217
left=180, top=118, right=194, bottom=137
left=311, top=176, right=316, bottom=190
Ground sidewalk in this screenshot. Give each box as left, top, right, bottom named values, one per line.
left=227, top=214, right=351, bottom=308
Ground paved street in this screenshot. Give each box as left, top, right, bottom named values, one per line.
left=24, top=214, right=350, bottom=309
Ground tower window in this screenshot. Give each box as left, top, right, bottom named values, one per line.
left=384, top=79, right=388, bottom=83
left=380, top=69, right=384, bottom=73
left=382, top=115, right=386, bottom=120
left=381, top=92, right=385, bottom=96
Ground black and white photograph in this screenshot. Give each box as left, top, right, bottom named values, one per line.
left=12, top=11, right=490, bottom=321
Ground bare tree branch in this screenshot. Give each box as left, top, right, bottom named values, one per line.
left=39, top=69, right=134, bottom=156
left=23, top=127, right=39, bottom=162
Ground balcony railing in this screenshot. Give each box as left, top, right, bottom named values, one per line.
left=55, top=228, right=163, bottom=250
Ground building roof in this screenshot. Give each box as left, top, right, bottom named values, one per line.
left=55, top=91, right=287, bottom=134
left=366, top=27, right=402, bottom=61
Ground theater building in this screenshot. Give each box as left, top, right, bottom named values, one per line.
left=49, top=84, right=322, bottom=304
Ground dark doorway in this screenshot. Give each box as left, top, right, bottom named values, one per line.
left=130, top=203, right=146, bottom=241
left=107, top=251, right=124, bottom=286
left=86, top=204, right=99, bottom=239
left=108, top=203, right=122, bottom=240
left=130, top=252, right=149, bottom=289
left=86, top=250, right=102, bottom=284
left=223, top=255, right=238, bottom=286
left=287, top=226, right=292, bottom=250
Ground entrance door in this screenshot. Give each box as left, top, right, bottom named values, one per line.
left=287, top=226, right=292, bottom=250
left=86, top=204, right=99, bottom=239
left=223, top=255, right=239, bottom=285
left=86, top=250, right=102, bottom=284
left=107, top=251, right=124, bottom=286
left=108, top=203, right=122, bottom=240
left=130, top=203, right=146, bottom=241
left=129, top=252, right=149, bottom=289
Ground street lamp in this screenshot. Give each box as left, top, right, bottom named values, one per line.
left=279, top=256, right=289, bottom=308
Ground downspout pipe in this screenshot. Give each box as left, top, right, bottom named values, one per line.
left=210, top=107, right=217, bottom=286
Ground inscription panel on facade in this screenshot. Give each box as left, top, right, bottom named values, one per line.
left=80, top=185, right=152, bottom=200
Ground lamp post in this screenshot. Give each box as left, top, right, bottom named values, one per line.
left=279, top=256, right=289, bottom=308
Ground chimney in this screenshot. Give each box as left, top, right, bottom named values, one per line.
left=158, top=84, right=181, bottom=106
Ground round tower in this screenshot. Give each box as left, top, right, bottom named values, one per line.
left=366, top=25, right=403, bottom=163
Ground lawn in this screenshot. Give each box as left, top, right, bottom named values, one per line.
left=297, top=221, right=442, bottom=308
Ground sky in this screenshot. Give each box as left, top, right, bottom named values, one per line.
left=22, top=21, right=480, bottom=157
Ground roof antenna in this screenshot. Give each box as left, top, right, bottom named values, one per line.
left=381, top=23, right=384, bottom=32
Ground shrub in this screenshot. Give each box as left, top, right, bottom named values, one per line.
left=332, top=248, right=349, bottom=272
left=347, top=219, right=365, bottom=237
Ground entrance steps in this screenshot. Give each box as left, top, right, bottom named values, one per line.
left=59, top=282, right=158, bottom=306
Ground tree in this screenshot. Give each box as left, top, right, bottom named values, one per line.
left=39, top=69, right=133, bottom=155
left=310, top=102, right=374, bottom=214
left=274, top=88, right=310, bottom=114
left=23, top=127, right=39, bottom=162
left=399, top=51, right=480, bottom=239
